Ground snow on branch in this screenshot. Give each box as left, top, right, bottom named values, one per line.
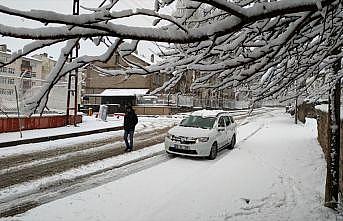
left=23, top=38, right=124, bottom=115
left=0, top=0, right=337, bottom=42
left=193, top=0, right=248, bottom=18
left=1, top=0, right=343, bottom=114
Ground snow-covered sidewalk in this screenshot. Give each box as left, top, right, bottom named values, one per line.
left=2, top=111, right=337, bottom=221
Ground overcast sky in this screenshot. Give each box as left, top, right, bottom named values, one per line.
left=0, top=0, right=163, bottom=60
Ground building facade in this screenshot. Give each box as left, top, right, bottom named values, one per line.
left=0, top=45, right=43, bottom=113
left=83, top=52, right=168, bottom=107
left=32, top=53, right=81, bottom=113
left=0, top=45, right=81, bottom=115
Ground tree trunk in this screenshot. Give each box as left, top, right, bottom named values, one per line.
left=325, top=80, right=341, bottom=209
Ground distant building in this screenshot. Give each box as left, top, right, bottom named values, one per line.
left=0, top=45, right=43, bottom=112
left=32, top=53, right=81, bottom=113
left=82, top=52, right=169, bottom=112
left=32, top=53, right=57, bottom=80
left=0, top=44, right=81, bottom=114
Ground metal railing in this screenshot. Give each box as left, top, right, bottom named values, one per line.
left=136, top=94, right=254, bottom=109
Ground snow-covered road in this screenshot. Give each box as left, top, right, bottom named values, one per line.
left=3, top=109, right=336, bottom=221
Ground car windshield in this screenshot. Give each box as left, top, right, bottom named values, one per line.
left=180, top=115, right=216, bottom=129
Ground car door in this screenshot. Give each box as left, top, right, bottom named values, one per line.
left=217, top=117, right=227, bottom=147
left=224, top=116, right=233, bottom=144
left=229, top=116, right=237, bottom=135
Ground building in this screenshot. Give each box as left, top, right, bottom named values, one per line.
left=82, top=52, right=169, bottom=112
left=0, top=45, right=43, bottom=113
left=32, top=53, right=81, bottom=113
left=0, top=44, right=81, bottom=115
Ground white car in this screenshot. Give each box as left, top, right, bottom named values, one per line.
left=165, top=110, right=237, bottom=160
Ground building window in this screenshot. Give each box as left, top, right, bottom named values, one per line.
left=0, top=77, right=5, bottom=84
left=0, top=77, right=15, bottom=85
left=0, top=67, right=7, bottom=73
left=8, top=78, right=14, bottom=84
left=8, top=68, right=15, bottom=74
left=0, top=55, right=8, bottom=63
left=0, top=88, right=14, bottom=95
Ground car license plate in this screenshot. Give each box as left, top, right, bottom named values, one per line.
left=174, top=144, right=190, bottom=150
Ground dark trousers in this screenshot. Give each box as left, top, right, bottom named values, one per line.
left=124, top=129, right=134, bottom=150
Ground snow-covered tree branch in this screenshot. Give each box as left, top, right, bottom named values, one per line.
left=0, top=0, right=342, bottom=114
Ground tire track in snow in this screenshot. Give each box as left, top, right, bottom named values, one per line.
left=236, top=124, right=265, bottom=146
left=0, top=154, right=171, bottom=217
left=0, top=125, right=173, bottom=168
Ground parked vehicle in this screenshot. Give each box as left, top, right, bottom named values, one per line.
left=165, top=110, right=237, bottom=160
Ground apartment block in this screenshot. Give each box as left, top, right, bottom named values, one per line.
left=0, top=45, right=43, bottom=112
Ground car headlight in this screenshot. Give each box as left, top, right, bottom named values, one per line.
left=197, top=137, right=209, bottom=143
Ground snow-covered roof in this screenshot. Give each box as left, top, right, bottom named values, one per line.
left=100, top=89, right=149, bottom=97
left=132, top=52, right=152, bottom=65
left=191, top=109, right=228, bottom=118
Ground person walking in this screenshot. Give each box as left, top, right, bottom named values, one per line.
left=123, top=106, right=138, bottom=152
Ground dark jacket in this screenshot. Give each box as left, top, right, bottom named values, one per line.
left=124, top=111, right=138, bottom=131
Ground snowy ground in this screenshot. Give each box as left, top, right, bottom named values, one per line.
left=1, top=109, right=337, bottom=221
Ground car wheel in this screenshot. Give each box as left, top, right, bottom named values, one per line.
left=228, top=134, right=236, bottom=150
left=208, top=143, right=218, bottom=160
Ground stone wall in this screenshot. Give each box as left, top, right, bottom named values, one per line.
left=316, top=109, right=343, bottom=194
left=301, top=105, right=343, bottom=194
left=316, top=110, right=330, bottom=156
left=297, top=103, right=317, bottom=123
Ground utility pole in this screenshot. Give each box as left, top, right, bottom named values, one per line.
left=14, top=85, right=22, bottom=138
left=66, top=0, right=80, bottom=126
left=295, top=97, right=298, bottom=124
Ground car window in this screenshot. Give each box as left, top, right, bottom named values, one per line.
left=180, top=115, right=216, bottom=129
left=229, top=116, right=234, bottom=123
left=224, top=116, right=231, bottom=126
left=218, top=117, right=225, bottom=127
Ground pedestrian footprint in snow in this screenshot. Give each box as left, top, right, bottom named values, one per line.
left=123, top=106, right=138, bottom=152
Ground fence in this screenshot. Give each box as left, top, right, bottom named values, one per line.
left=137, top=94, right=254, bottom=110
